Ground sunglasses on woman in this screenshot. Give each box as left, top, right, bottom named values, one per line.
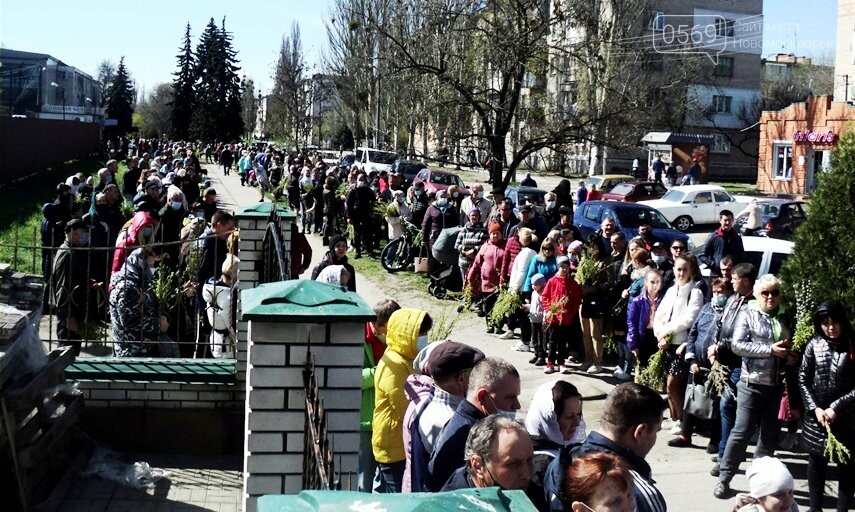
left=760, top=289, right=781, bottom=297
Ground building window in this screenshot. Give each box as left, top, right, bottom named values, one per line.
left=712, top=134, right=731, bottom=154
left=648, top=11, right=665, bottom=31
left=714, top=57, right=734, bottom=77
left=715, top=18, right=735, bottom=37
left=773, top=144, right=793, bottom=180
left=712, top=95, right=732, bottom=114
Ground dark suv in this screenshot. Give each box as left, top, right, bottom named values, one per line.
left=392, top=159, right=428, bottom=188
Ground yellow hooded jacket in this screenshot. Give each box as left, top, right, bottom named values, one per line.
left=371, top=308, right=426, bottom=464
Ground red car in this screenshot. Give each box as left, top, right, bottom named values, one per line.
left=412, top=168, right=471, bottom=196
left=602, top=181, right=668, bottom=202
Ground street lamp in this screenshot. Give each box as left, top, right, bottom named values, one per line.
left=50, top=81, right=66, bottom=121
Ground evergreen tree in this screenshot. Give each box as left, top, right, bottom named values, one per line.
left=780, top=130, right=855, bottom=322
left=190, top=17, right=244, bottom=142
left=105, top=56, right=135, bottom=137
left=171, top=22, right=195, bottom=141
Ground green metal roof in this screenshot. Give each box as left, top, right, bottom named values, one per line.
left=258, top=488, right=537, bottom=511
left=67, top=358, right=236, bottom=384
left=241, top=280, right=376, bottom=323
left=235, top=202, right=296, bottom=219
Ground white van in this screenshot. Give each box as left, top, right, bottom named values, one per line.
left=699, top=236, right=793, bottom=277
left=355, top=147, right=398, bottom=174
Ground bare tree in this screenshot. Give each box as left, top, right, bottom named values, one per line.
left=269, top=22, right=311, bottom=148
left=136, top=83, right=174, bottom=137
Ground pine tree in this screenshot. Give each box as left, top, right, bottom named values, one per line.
left=190, top=17, right=243, bottom=142
left=105, top=56, right=135, bottom=137
left=780, top=130, right=855, bottom=320
left=171, top=22, right=195, bottom=141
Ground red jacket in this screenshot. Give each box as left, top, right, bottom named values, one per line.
left=364, top=322, right=385, bottom=364
left=541, top=274, right=582, bottom=325
left=467, top=240, right=506, bottom=294
left=500, top=236, right=523, bottom=284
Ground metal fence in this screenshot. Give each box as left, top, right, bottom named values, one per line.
left=301, top=347, right=342, bottom=490
left=1, top=224, right=237, bottom=359
left=260, top=207, right=289, bottom=284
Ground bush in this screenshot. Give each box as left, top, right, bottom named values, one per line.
left=780, top=129, right=855, bottom=321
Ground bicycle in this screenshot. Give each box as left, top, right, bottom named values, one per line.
left=380, top=220, right=421, bottom=272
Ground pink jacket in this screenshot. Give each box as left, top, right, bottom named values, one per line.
left=467, top=239, right=506, bottom=294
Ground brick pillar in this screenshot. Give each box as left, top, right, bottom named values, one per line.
left=240, top=280, right=375, bottom=512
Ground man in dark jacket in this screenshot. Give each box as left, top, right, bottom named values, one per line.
left=346, top=174, right=377, bottom=258
left=543, top=383, right=667, bottom=512
left=428, top=357, right=520, bottom=491
left=50, top=219, right=91, bottom=356
left=699, top=210, right=744, bottom=277
left=421, top=191, right=459, bottom=269
left=123, top=156, right=142, bottom=198
left=410, top=182, right=430, bottom=227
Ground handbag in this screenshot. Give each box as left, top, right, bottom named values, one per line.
left=611, top=297, right=628, bottom=319
left=684, top=370, right=717, bottom=420
left=414, top=247, right=430, bottom=273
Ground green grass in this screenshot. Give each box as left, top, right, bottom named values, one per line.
left=0, top=154, right=107, bottom=273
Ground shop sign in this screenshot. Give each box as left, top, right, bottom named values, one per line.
left=792, top=130, right=838, bottom=144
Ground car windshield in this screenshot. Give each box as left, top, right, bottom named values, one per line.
left=585, top=177, right=603, bottom=188
left=517, top=190, right=546, bottom=205
left=399, top=162, right=426, bottom=175
left=609, top=183, right=633, bottom=195
left=660, top=190, right=686, bottom=202
left=430, top=173, right=459, bottom=186
left=616, top=208, right=673, bottom=229
left=368, top=150, right=398, bottom=164
left=763, top=204, right=781, bottom=217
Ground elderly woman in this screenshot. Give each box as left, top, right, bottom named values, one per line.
left=455, top=208, right=488, bottom=282
left=110, top=247, right=165, bottom=357
left=732, top=457, right=798, bottom=512
left=798, top=299, right=855, bottom=512
left=526, top=380, right=586, bottom=469
left=715, top=274, right=793, bottom=499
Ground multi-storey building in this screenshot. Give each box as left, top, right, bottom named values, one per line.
left=0, top=49, right=102, bottom=122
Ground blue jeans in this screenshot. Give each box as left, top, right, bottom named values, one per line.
left=719, top=378, right=782, bottom=483
left=358, top=430, right=377, bottom=493
left=373, top=460, right=405, bottom=493
left=616, top=340, right=635, bottom=374
left=718, top=368, right=741, bottom=459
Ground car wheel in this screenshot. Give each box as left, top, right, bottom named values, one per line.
left=674, top=216, right=693, bottom=232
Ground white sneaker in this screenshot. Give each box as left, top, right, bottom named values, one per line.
left=586, top=365, right=601, bottom=374
left=499, top=330, right=516, bottom=340
left=613, top=369, right=632, bottom=381
left=510, top=341, right=530, bottom=352
left=669, top=420, right=683, bottom=435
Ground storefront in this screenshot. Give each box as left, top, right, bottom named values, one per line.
left=757, top=95, right=855, bottom=196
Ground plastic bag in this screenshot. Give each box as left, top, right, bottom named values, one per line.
left=81, top=447, right=170, bottom=489
left=0, top=304, right=48, bottom=374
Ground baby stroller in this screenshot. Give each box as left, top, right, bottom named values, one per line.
left=428, top=226, right=462, bottom=299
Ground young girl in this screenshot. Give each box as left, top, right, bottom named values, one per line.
left=798, top=299, right=855, bottom=512
left=627, top=270, right=664, bottom=381
left=653, top=254, right=703, bottom=434
left=527, top=274, right=547, bottom=366
left=541, top=256, right=583, bottom=374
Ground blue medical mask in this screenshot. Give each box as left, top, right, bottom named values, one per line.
left=416, top=334, right=429, bottom=351
left=547, top=200, right=556, bottom=209
left=652, top=255, right=666, bottom=265
left=170, top=201, right=183, bottom=210
left=78, top=232, right=90, bottom=245
left=488, top=395, right=516, bottom=420
left=713, top=295, right=728, bottom=310
left=436, top=198, right=449, bottom=209
left=141, top=226, right=154, bottom=238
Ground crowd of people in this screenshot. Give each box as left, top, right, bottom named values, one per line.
left=40, top=137, right=855, bottom=511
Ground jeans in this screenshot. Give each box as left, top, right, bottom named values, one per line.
left=373, top=460, right=405, bottom=493
left=531, top=322, right=544, bottom=357
left=719, top=379, right=782, bottom=483
left=358, top=430, right=377, bottom=492
left=546, top=324, right=572, bottom=365
left=616, top=340, right=635, bottom=373
left=718, top=368, right=741, bottom=459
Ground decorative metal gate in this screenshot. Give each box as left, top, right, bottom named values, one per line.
left=301, top=347, right=340, bottom=490
left=259, top=207, right=289, bottom=284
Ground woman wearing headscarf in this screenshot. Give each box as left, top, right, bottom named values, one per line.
left=316, top=264, right=351, bottom=289
left=552, top=179, right=574, bottom=212
left=109, top=247, right=164, bottom=357
left=112, top=204, right=159, bottom=273
left=799, top=299, right=855, bottom=512
left=526, top=380, right=586, bottom=459
left=732, top=457, right=798, bottom=512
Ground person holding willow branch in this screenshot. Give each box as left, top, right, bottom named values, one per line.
left=798, top=299, right=855, bottom=512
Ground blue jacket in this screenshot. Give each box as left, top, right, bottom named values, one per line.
left=576, top=186, right=587, bottom=206
left=522, top=257, right=558, bottom=293
left=427, top=399, right=485, bottom=491
left=626, top=292, right=662, bottom=351
left=544, top=431, right=666, bottom=512
left=684, top=302, right=720, bottom=368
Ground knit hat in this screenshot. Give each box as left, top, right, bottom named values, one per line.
left=488, top=221, right=502, bottom=233
left=568, top=240, right=584, bottom=254
left=329, top=234, right=347, bottom=250
left=531, top=273, right=546, bottom=287
left=746, top=457, right=794, bottom=499
left=468, top=208, right=481, bottom=216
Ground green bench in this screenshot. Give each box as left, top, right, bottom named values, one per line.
left=66, top=358, right=237, bottom=385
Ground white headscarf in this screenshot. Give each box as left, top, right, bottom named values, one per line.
left=524, top=379, right=587, bottom=448
left=317, top=264, right=347, bottom=286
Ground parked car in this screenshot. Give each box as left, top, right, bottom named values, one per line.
left=315, top=150, right=340, bottom=167
left=392, top=159, right=428, bottom=188
left=698, top=236, right=793, bottom=277
left=505, top=186, right=547, bottom=212
left=574, top=200, right=691, bottom=249
left=602, top=181, right=668, bottom=202
left=354, top=147, right=399, bottom=174
left=412, top=168, right=471, bottom=196
left=734, top=199, right=808, bottom=240
left=584, top=174, right=635, bottom=193
left=639, top=185, right=748, bottom=232
left=340, top=153, right=357, bottom=169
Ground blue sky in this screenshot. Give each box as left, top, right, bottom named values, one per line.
left=0, top=0, right=838, bottom=96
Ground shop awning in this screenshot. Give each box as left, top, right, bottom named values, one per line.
left=642, top=132, right=716, bottom=145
